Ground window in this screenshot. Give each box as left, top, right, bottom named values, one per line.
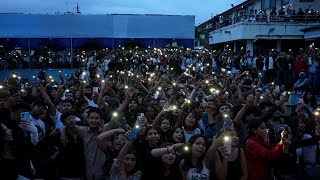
left=262, top=0, right=276, bottom=10
left=281, top=0, right=289, bottom=5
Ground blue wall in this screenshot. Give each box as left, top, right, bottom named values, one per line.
left=0, top=69, right=77, bottom=81
left=0, top=14, right=195, bottom=39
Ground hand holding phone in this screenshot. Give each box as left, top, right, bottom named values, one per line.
left=176, top=144, right=192, bottom=158
left=126, top=125, right=144, bottom=141
left=20, top=112, right=31, bottom=121
left=223, top=114, right=232, bottom=131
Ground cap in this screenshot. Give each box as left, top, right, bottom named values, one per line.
left=105, top=97, right=120, bottom=108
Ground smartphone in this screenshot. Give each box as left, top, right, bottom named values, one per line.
left=20, top=112, right=30, bottom=121
left=281, top=91, right=286, bottom=96
left=224, top=136, right=232, bottom=155
left=201, top=112, right=209, bottom=126
left=93, top=87, right=99, bottom=93
left=126, top=125, right=144, bottom=141
left=224, top=114, right=232, bottom=131
left=176, top=144, right=192, bottom=158
left=81, top=72, right=86, bottom=80
left=200, top=102, right=213, bottom=107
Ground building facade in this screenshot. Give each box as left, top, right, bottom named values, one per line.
left=202, top=0, right=320, bottom=55
left=0, top=14, right=195, bottom=50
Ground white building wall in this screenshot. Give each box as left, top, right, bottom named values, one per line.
left=209, top=22, right=315, bottom=44
left=304, top=29, right=320, bottom=39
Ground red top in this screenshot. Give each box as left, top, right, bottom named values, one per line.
left=245, top=136, right=284, bottom=180
left=292, top=59, right=307, bottom=73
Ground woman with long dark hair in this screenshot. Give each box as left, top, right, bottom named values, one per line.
left=179, top=134, right=210, bottom=180
left=150, top=142, right=183, bottom=180
left=0, top=123, right=32, bottom=179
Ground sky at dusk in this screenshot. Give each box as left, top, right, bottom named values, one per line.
left=0, top=0, right=245, bottom=24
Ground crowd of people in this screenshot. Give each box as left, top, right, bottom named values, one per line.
left=204, top=6, right=320, bottom=32
left=1, top=45, right=320, bottom=180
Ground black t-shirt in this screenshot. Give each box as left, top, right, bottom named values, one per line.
left=134, top=141, right=159, bottom=180
left=217, top=147, right=243, bottom=180
left=57, top=133, right=85, bottom=178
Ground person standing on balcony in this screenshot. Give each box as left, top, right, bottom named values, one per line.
left=297, top=8, right=305, bottom=21
left=270, top=8, right=277, bottom=22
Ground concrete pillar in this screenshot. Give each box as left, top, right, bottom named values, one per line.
left=233, top=41, right=237, bottom=52
left=276, top=40, right=282, bottom=52
left=246, top=40, right=254, bottom=56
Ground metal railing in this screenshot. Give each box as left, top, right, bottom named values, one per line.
left=198, top=14, right=320, bottom=33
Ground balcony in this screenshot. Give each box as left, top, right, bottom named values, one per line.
left=209, top=15, right=320, bottom=45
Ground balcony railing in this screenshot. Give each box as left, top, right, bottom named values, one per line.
left=198, top=14, right=320, bottom=33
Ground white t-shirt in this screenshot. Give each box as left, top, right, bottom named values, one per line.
left=263, top=57, right=267, bottom=71
left=183, top=127, right=201, bottom=143
left=268, top=56, right=274, bottom=69
left=186, top=162, right=210, bottom=180
left=211, top=58, right=217, bottom=69
left=31, top=115, right=46, bottom=136
left=85, top=97, right=99, bottom=108
left=302, top=134, right=317, bottom=164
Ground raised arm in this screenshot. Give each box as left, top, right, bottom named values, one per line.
left=38, top=85, right=57, bottom=116
left=96, top=128, right=125, bottom=150
left=152, top=108, right=165, bottom=127
left=55, top=85, right=65, bottom=102
left=110, top=140, right=134, bottom=180
left=117, top=88, right=134, bottom=112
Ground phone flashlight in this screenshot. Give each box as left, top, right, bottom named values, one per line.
left=224, top=135, right=232, bottom=155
